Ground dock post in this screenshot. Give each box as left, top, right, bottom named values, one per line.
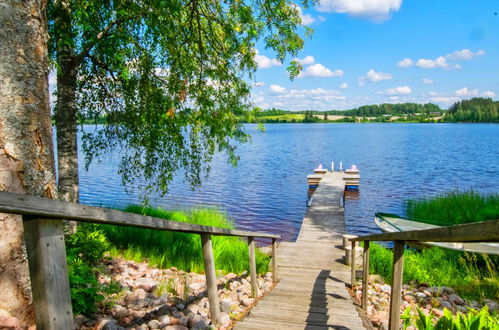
left=331, top=161, right=334, bottom=172
left=389, top=241, right=405, bottom=330
left=350, top=240, right=356, bottom=287
left=248, top=236, right=259, bottom=298
left=362, top=241, right=370, bottom=310
left=271, top=238, right=277, bottom=285
left=201, top=233, right=221, bottom=326
left=23, top=217, right=74, bottom=330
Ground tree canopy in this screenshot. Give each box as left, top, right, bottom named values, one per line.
left=445, top=98, right=498, bottom=122
left=48, top=0, right=314, bottom=198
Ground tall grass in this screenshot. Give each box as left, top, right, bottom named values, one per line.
left=369, top=243, right=499, bottom=301
left=405, top=191, right=499, bottom=226
left=100, top=206, right=270, bottom=274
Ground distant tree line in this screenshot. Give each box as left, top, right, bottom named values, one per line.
left=445, top=98, right=498, bottom=123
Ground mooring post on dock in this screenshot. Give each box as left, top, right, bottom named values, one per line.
left=362, top=241, right=370, bottom=310
left=331, top=161, right=334, bottom=172
left=248, top=236, right=259, bottom=298
left=389, top=240, right=405, bottom=330
left=201, top=233, right=221, bottom=326
left=271, top=238, right=277, bottom=285
left=350, top=240, right=356, bottom=287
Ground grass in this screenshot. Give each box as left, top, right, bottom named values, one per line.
left=100, top=206, right=270, bottom=274
left=370, top=190, right=499, bottom=301
left=369, top=243, right=499, bottom=301
left=405, top=190, right=499, bottom=226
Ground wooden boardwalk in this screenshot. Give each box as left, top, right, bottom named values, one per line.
left=235, top=172, right=366, bottom=330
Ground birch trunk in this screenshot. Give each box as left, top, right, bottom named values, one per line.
left=0, top=0, right=58, bottom=327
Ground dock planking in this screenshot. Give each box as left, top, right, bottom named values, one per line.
left=235, top=172, right=366, bottom=330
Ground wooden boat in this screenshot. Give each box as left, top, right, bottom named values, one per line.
left=374, top=212, right=499, bottom=255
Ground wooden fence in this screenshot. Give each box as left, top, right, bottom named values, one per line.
left=0, top=191, right=279, bottom=330
left=349, top=219, right=499, bottom=330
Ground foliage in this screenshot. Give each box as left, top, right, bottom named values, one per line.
left=302, top=110, right=320, bottom=123
left=327, top=102, right=442, bottom=117
left=48, top=0, right=314, bottom=198
left=405, top=190, right=499, bottom=226
left=101, top=206, right=270, bottom=274
left=369, top=243, right=499, bottom=301
left=66, top=224, right=111, bottom=315
left=401, top=306, right=499, bottom=330
left=445, top=98, right=499, bottom=122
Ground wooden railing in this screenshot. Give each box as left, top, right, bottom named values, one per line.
left=0, top=191, right=280, bottom=330
left=349, top=219, right=499, bottom=330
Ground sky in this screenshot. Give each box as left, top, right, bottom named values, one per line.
left=251, top=0, right=499, bottom=111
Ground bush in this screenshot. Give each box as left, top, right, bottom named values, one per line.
left=66, top=223, right=110, bottom=315
left=402, top=306, right=499, bottom=329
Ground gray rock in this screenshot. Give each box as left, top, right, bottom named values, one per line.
left=127, top=289, right=148, bottom=309
left=135, top=278, right=157, bottom=292
left=148, top=319, right=161, bottom=329
left=190, top=320, right=207, bottom=330
left=186, top=304, right=199, bottom=315
left=156, top=304, right=170, bottom=316
left=220, top=298, right=235, bottom=313
left=158, top=315, right=171, bottom=327
left=403, top=294, right=416, bottom=304
left=165, top=326, right=188, bottom=330
left=177, top=304, right=185, bottom=311
left=188, top=315, right=207, bottom=328
left=112, top=305, right=129, bottom=320
left=96, top=317, right=124, bottom=330
left=441, top=286, right=455, bottom=295
left=440, top=301, right=456, bottom=313
left=449, top=294, right=465, bottom=305
left=220, top=313, right=231, bottom=327
left=485, top=300, right=498, bottom=313
left=380, top=285, right=391, bottom=294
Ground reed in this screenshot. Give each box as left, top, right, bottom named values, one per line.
left=100, top=206, right=270, bottom=274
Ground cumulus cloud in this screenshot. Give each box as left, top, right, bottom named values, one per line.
left=253, top=81, right=265, bottom=87
left=277, top=88, right=345, bottom=102
left=292, top=4, right=317, bottom=25
left=421, top=78, right=434, bottom=84
left=398, top=49, right=485, bottom=70
left=294, top=55, right=315, bottom=65
left=270, top=84, right=286, bottom=94
left=254, top=49, right=282, bottom=69
left=297, top=63, right=344, bottom=78
left=317, top=0, right=402, bottom=22
left=397, top=58, right=413, bottom=68
left=454, top=87, right=479, bottom=97
left=430, top=96, right=459, bottom=104
left=446, top=49, right=485, bottom=60
left=340, top=83, right=349, bottom=89
left=481, top=91, right=496, bottom=98
left=384, top=86, right=412, bottom=95
left=358, top=69, right=392, bottom=86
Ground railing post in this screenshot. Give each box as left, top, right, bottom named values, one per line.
left=389, top=240, right=405, bottom=330
left=200, top=233, right=220, bottom=326
left=350, top=240, right=356, bottom=287
left=23, top=217, right=74, bottom=330
left=248, top=236, right=259, bottom=298
left=362, top=241, right=370, bottom=310
left=271, top=238, right=277, bottom=285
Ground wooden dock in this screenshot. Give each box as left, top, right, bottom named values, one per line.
left=235, top=172, right=366, bottom=329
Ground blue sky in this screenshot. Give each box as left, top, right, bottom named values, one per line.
left=251, top=0, right=499, bottom=110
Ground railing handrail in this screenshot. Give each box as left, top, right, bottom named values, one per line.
left=350, top=218, right=499, bottom=243
left=0, top=191, right=279, bottom=239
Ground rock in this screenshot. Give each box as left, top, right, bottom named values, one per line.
left=148, top=319, right=161, bottom=329
left=112, top=305, right=129, bottom=320
left=449, top=294, right=465, bottom=305
left=127, top=289, right=148, bottom=309
left=135, top=277, right=157, bottom=291
left=441, top=286, right=455, bottom=295
left=188, top=315, right=207, bottom=327
left=220, top=298, right=235, bottom=313
left=95, top=317, right=123, bottom=330
left=165, top=326, right=188, bottom=330
left=226, top=273, right=237, bottom=280
left=379, top=319, right=389, bottom=330
left=188, top=282, right=205, bottom=292
left=380, top=285, right=391, bottom=294
left=368, top=274, right=384, bottom=284
left=0, top=316, right=21, bottom=329
left=431, top=308, right=444, bottom=318
left=440, top=301, right=456, bottom=313
left=157, top=304, right=170, bottom=316
left=220, top=313, right=231, bottom=327
left=159, top=315, right=171, bottom=328
left=403, top=294, right=416, bottom=304
left=485, top=300, right=498, bottom=313
left=190, top=320, right=207, bottom=330
left=0, top=310, right=10, bottom=318
left=179, top=317, right=189, bottom=327
left=186, top=304, right=199, bottom=315
left=456, top=305, right=468, bottom=313
left=240, top=297, right=254, bottom=307
left=74, top=315, right=89, bottom=329
left=423, top=290, right=432, bottom=297
left=177, top=304, right=185, bottom=311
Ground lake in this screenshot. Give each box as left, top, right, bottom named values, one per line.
left=77, top=123, right=499, bottom=241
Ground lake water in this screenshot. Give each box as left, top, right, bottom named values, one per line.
left=78, top=123, right=499, bottom=242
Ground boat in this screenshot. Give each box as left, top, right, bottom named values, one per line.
left=374, top=212, right=499, bottom=255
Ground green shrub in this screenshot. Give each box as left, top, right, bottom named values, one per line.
left=401, top=306, right=499, bottom=330
left=66, top=223, right=110, bottom=315
left=101, top=206, right=270, bottom=274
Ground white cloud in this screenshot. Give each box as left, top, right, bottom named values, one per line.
left=340, top=83, right=349, bottom=89
left=421, top=78, right=433, bottom=84
left=415, top=56, right=448, bottom=69
left=384, top=86, right=412, bottom=95
left=454, top=87, right=479, bottom=97
left=446, top=49, right=485, bottom=60
left=297, top=63, right=344, bottom=78
left=431, top=96, right=459, bottom=104
left=317, top=0, right=402, bottom=22
left=358, top=69, right=392, bottom=86
left=482, top=91, right=496, bottom=98
left=270, top=84, right=286, bottom=94
left=398, top=58, right=413, bottom=67
left=254, top=49, right=281, bottom=69
left=294, top=55, right=315, bottom=65
left=292, top=4, right=316, bottom=25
